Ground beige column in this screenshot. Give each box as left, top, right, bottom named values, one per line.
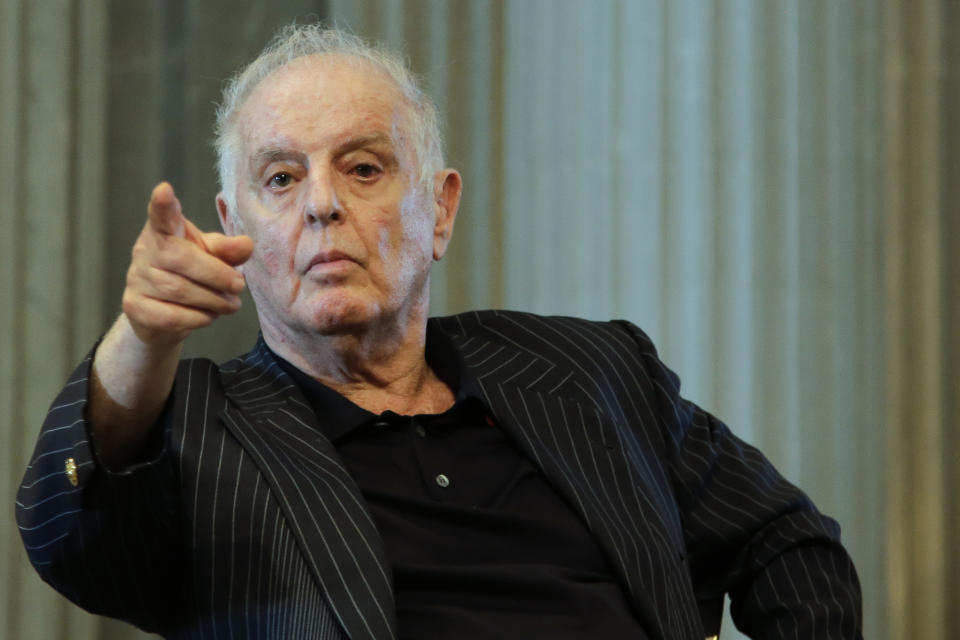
left=883, top=0, right=950, bottom=637
left=940, top=2, right=960, bottom=632
left=1, top=0, right=108, bottom=639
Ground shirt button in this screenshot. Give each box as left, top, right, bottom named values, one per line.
left=372, top=420, right=390, bottom=428
left=415, top=424, right=427, bottom=438
left=435, top=473, right=450, bottom=488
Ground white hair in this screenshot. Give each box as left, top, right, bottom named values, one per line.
left=214, top=23, right=444, bottom=213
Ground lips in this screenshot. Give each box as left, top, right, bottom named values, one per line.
left=305, top=250, right=358, bottom=273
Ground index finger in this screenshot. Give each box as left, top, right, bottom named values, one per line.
left=148, top=182, right=186, bottom=237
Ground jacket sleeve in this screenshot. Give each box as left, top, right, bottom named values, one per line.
left=15, top=345, right=184, bottom=632
left=616, top=320, right=863, bottom=639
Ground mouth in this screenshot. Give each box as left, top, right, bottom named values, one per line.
left=305, top=250, right=358, bottom=273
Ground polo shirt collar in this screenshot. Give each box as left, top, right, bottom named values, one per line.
left=271, top=322, right=482, bottom=443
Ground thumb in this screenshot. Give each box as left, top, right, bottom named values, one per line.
left=203, top=233, right=254, bottom=267
left=147, top=182, right=186, bottom=237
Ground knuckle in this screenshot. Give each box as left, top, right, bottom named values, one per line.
left=163, top=249, right=189, bottom=273
left=130, top=241, right=150, bottom=267
left=154, top=275, right=185, bottom=300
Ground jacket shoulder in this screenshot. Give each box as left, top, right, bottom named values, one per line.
left=433, top=309, right=661, bottom=373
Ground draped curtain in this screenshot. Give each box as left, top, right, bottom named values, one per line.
left=2, top=1, right=107, bottom=639
left=2, top=1, right=954, bottom=638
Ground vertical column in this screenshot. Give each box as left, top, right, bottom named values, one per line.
left=748, top=0, right=802, bottom=476
left=939, top=1, right=960, bottom=633
left=0, top=0, right=26, bottom=636
left=846, top=3, right=887, bottom=639
left=659, top=0, right=715, bottom=400
left=708, top=0, right=756, bottom=436
left=612, top=0, right=665, bottom=337
left=443, top=0, right=506, bottom=311
left=2, top=1, right=109, bottom=639
left=883, top=0, right=947, bottom=638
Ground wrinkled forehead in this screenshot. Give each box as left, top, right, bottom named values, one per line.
left=232, top=54, right=417, bottom=165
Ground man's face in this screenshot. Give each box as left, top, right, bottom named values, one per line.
left=218, top=55, right=459, bottom=340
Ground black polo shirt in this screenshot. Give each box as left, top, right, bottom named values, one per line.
left=274, top=328, right=647, bottom=639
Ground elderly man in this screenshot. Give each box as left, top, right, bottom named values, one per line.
left=18, top=24, right=862, bottom=640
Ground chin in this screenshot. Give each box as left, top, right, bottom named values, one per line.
left=297, top=297, right=381, bottom=336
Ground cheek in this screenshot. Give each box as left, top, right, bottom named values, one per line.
left=398, top=190, right=435, bottom=250
left=257, top=239, right=283, bottom=271
left=247, top=236, right=305, bottom=307
left=252, top=248, right=282, bottom=283
left=245, top=222, right=297, bottom=283
left=356, top=187, right=434, bottom=283
left=375, top=216, right=429, bottom=276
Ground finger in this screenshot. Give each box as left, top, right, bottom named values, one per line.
left=123, top=291, right=219, bottom=338
left=203, top=233, right=254, bottom=267
left=126, top=267, right=240, bottom=315
left=147, top=182, right=186, bottom=238
left=137, top=267, right=243, bottom=316
left=142, top=238, right=246, bottom=296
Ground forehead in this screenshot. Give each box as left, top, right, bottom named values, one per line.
left=235, top=54, right=409, bottom=155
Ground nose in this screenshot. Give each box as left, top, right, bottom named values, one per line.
left=303, top=170, right=344, bottom=225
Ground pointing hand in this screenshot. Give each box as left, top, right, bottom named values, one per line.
left=122, top=182, right=254, bottom=346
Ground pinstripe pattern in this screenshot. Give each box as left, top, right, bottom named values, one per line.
left=17, top=310, right=862, bottom=639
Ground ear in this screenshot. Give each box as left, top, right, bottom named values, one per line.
left=216, top=192, right=236, bottom=235
left=431, top=169, right=462, bottom=261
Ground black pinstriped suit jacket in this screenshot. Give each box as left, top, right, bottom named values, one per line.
left=17, top=310, right=862, bottom=639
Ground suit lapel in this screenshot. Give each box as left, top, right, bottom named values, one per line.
left=218, top=339, right=397, bottom=640
left=453, top=332, right=684, bottom=638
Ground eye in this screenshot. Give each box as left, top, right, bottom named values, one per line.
left=268, top=172, right=293, bottom=188
left=351, top=163, right=381, bottom=180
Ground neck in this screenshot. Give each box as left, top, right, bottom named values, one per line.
left=260, top=306, right=453, bottom=416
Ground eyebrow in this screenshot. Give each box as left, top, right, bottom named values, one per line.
left=250, top=133, right=395, bottom=170
left=251, top=147, right=307, bottom=169
left=333, top=133, right=394, bottom=156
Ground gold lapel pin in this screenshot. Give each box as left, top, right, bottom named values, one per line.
left=65, top=457, right=79, bottom=487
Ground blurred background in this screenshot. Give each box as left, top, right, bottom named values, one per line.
left=2, top=0, right=956, bottom=638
